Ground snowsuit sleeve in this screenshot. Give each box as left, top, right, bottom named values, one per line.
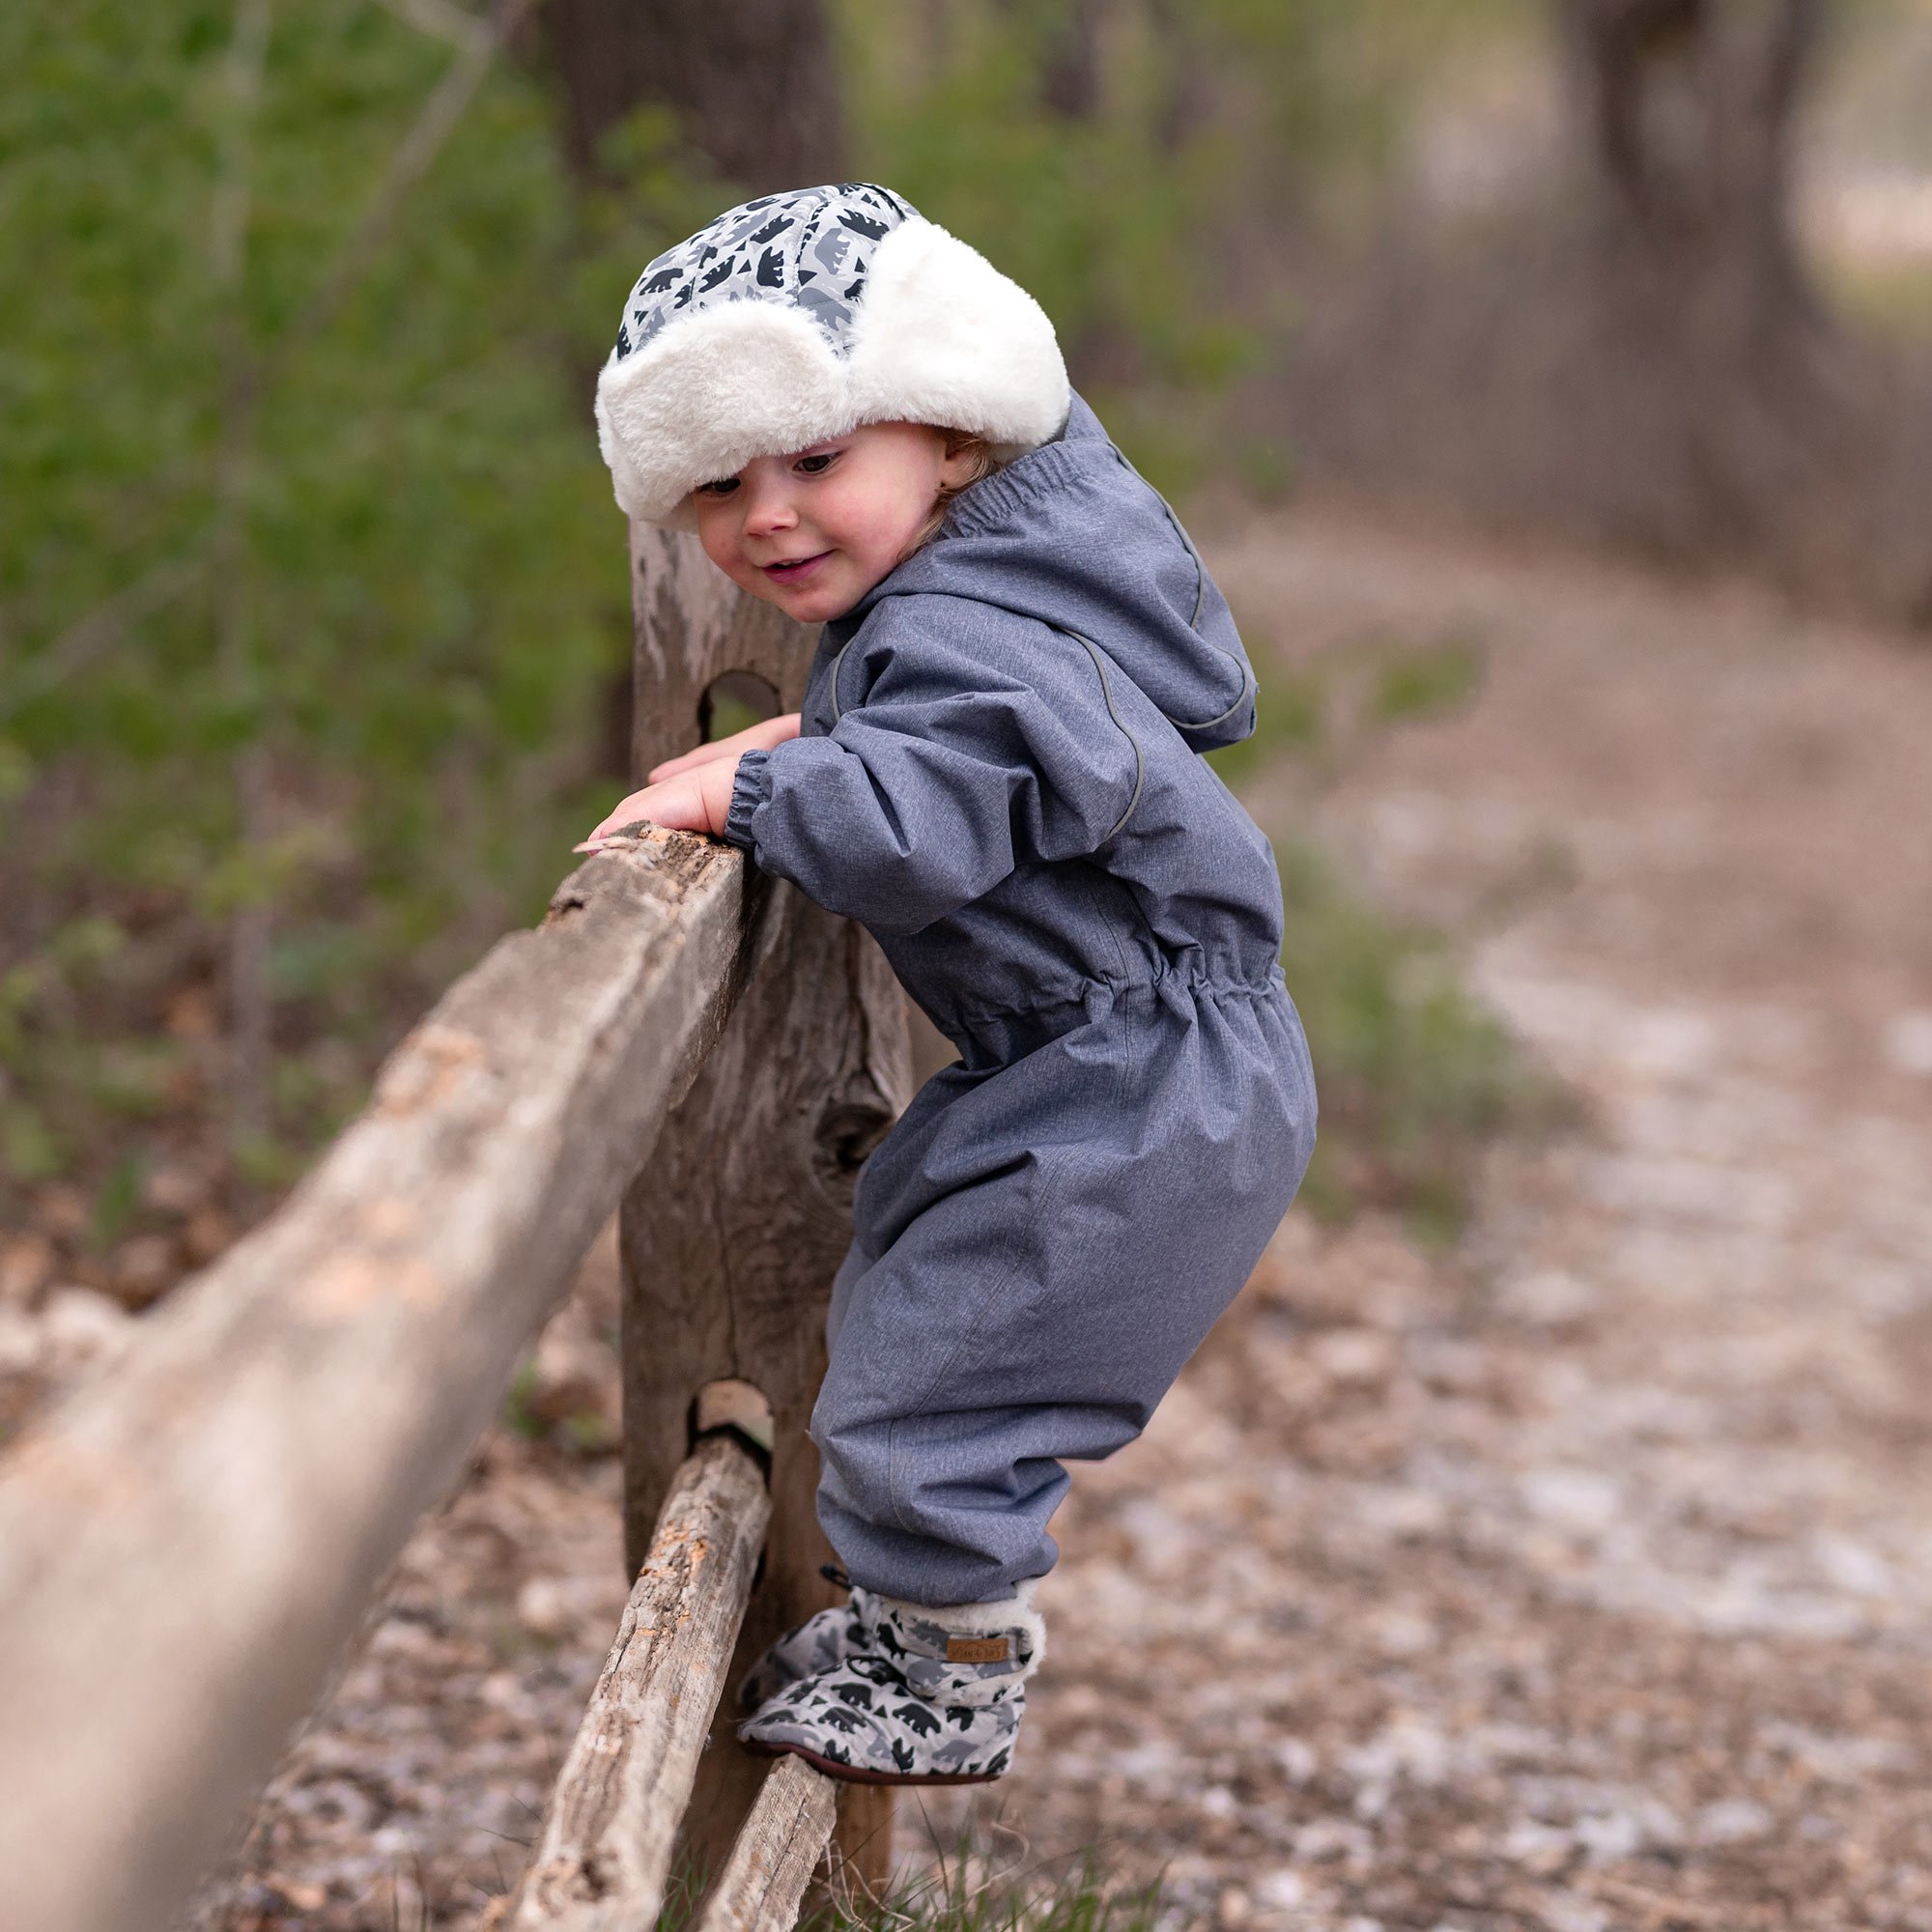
left=721, top=595, right=1141, bottom=937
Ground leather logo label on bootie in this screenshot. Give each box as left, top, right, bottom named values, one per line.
left=947, top=1635, right=1010, bottom=1663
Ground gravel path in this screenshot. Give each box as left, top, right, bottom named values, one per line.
left=188, top=509, right=1932, bottom=1930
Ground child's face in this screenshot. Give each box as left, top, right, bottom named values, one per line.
left=691, top=421, right=978, bottom=624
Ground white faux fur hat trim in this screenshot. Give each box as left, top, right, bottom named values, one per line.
left=595, top=213, right=1068, bottom=529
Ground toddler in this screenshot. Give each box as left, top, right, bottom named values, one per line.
left=582, top=184, right=1316, bottom=1786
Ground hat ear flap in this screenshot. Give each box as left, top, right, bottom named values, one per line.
left=847, top=219, right=1068, bottom=456
left=594, top=384, right=654, bottom=523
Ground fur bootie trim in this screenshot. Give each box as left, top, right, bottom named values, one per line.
left=875, top=1578, right=1045, bottom=1664
left=866, top=1582, right=1044, bottom=1708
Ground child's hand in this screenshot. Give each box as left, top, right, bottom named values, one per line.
left=645, top=712, right=801, bottom=784
left=577, top=755, right=744, bottom=846
left=577, top=715, right=799, bottom=849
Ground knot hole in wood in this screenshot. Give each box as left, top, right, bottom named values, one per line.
left=701, top=669, right=782, bottom=744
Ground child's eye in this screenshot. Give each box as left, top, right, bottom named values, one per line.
left=795, top=452, right=838, bottom=475
left=696, top=477, right=739, bottom=497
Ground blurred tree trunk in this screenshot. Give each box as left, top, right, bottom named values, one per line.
left=1563, top=0, right=1824, bottom=332
left=1037, top=0, right=1101, bottom=121
left=1555, top=0, right=1851, bottom=555
left=1148, top=0, right=1212, bottom=154
left=541, top=0, right=844, bottom=190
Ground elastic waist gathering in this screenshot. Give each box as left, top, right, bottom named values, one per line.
left=931, top=961, right=1288, bottom=1066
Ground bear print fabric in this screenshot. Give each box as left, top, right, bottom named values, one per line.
left=736, top=1584, right=876, bottom=1713
left=611, top=183, right=914, bottom=365
left=738, top=1590, right=1035, bottom=1785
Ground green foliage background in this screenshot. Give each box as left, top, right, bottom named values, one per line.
left=0, top=0, right=1534, bottom=1231
left=2, top=1, right=700, bottom=1193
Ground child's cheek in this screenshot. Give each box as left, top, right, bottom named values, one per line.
left=695, top=509, right=741, bottom=577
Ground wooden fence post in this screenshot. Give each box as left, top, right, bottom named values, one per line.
left=619, top=526, right=911, bottom=1890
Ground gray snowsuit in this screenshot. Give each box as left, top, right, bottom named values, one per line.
left=723, top=394, right=1316, bottom=1606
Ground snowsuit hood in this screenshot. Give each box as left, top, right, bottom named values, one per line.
left=844, top=392, right=1257, bottom=754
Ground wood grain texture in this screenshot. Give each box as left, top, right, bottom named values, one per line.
left=692, top=1757, right=839, bottom=1932
left=621, top=522, right=912, bottom=1888
left=511, top=1435, right=772, bottom=1930
left=0, top=829, right=763, bottom=1932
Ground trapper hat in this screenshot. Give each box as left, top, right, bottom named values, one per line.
left=593, top=183, right=1069, bottom=529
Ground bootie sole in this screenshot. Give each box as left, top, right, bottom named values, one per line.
left=743, top=1736, right=1005, bottom=1786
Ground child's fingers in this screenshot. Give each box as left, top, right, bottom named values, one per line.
left=636, top=772, right=716, bottom=832
left=581, top=749, right=746, bottom=849
left=581, top=786, right=655, bottom=844
left=647, top=712, right=802, bottom=783
left=646, top=741, right=731, bottom=783
left=578, top=772, right=716, bottom=849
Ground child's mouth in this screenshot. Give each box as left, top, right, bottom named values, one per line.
left=761, top=551, right=831, bottom=585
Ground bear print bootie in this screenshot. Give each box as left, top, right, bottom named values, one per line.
left=735, top=1577, right=876, bottom=1713
left=738, top=1583, right=1043, bottom=1784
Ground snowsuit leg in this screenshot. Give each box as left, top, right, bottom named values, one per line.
left=812, top=975, right=1316, bottom=1607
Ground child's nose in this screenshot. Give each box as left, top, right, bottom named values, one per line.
left=741, top=478, right=798, bottom=539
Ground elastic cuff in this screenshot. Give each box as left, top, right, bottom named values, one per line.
left=723, top=748, right=774, bottom=850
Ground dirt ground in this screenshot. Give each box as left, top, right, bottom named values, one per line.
left=178, top=506, right=1932, bottom=1929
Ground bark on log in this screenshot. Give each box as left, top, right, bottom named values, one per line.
left=0, top=828, right=763, bottom=1932
left=692, top=1757, right=839, bottom=1932
left=511, top=1435, right=773, bottom=1930
left=621, top=526, right=911, bottom=1890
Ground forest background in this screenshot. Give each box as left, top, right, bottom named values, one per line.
left=3, top=0, right=1930, bottom=1353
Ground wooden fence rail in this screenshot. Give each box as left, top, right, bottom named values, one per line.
left=0, top=524, right=910, bottom=1931
left=0, top=829, right=757, bottom=1932
left=510, top=1425, right=774, bottom=1930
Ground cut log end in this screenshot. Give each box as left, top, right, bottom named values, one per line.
left=696, top=1378, right=778, bottom=1455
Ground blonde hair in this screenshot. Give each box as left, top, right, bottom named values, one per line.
left=901, top=431, right=999, bottom=558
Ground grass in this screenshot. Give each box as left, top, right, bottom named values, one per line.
left=809, top=1831, right=1166, bottom=1932
left=466, top=1831, right=1175, bottom=1932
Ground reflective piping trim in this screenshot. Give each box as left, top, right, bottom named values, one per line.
left=1165, top=663, right=1254, bottom=732
left=1167, top=499, right=1208, bottom=629
left=1056, top=625, right=1144, bottom=842
left=827, top=635, right=858, bottom=724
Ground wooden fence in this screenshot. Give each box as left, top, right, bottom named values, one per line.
left=0, top=525, right=912, bottom=1932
